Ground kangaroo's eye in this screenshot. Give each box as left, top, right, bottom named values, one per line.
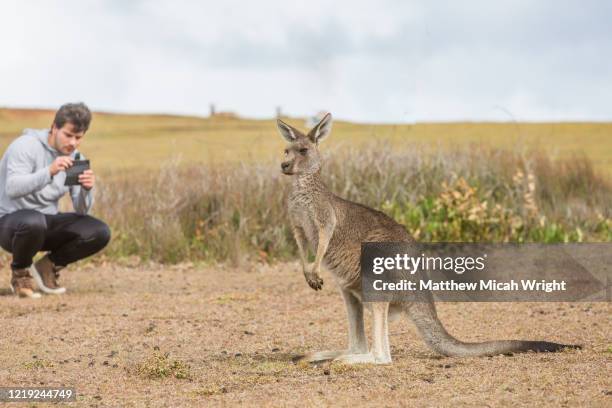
left=299, top=148, right=308, bottom=155
left=284, top=149, right=289, bottom=156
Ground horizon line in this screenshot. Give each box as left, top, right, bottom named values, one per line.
left=1, top=105, right=611, bottom=126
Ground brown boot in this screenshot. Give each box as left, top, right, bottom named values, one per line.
left=31, top=255, right=66, bottom=295
left=10, top=268, right=42, bottom=299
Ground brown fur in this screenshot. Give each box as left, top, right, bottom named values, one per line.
left=278, top=114, right=579, bottom=364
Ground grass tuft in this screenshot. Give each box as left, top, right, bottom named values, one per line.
left=134, top=351, right=192, bottom=380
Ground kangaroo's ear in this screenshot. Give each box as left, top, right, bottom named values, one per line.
left=277, top=119, right=298, bottom=142
left=308, top=113, right=332, bottom=144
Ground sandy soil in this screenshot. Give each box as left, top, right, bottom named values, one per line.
left=0, top=261, right=610, bottom=407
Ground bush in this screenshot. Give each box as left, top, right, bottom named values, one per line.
left=93, top=145, right=611, bottom=264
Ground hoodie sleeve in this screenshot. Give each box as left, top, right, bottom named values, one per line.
left=71, top=185, right=94, bottom=214
left=5, top=138, right=53, bottom=199
left=70, top=151, right=94, bottom=214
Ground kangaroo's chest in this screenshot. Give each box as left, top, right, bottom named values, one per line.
left=288, top=196, right=319, bottom=246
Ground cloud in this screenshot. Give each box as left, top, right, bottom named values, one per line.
left=0, top=0, right=610, bottom=122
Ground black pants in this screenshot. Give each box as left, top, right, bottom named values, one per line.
left=0, top=209, right=111, bottom=269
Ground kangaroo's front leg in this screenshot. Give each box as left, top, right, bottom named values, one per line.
left=303, top=212, right=336, bottom=290
left=292, top=225, right=308, bottom=270
left=292, top=226, right=322, bottom=290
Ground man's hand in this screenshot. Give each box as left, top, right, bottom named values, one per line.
left=78, top=169, right=95, bottom=190
left=49, top=156, right=73, bottom=176
left=303, top=262, right=324, bottom=291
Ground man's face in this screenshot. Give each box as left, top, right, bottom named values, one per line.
left=50, top=122, right=85, bottom=155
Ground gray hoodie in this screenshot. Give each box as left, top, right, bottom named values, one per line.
left=0, top=128, right=94, bottom=217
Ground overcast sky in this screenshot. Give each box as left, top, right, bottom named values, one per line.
left=1, top=0, right=610, bottom=122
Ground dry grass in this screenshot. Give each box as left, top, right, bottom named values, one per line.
left=0, top=108, right=609, bottom=406
left=1, top=108, right=611, bottom=173
left=0, top=262, right=609, bottom=407
left=1, top=108, right=610, bottom=264
left=133, top=350, right=192, bottom=380
left=91, top=145, right=611, bottom=263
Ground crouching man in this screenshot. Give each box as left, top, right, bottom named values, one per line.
left=0, top=103, right=110, bottom=298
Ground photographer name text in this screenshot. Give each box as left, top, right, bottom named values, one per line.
left=372, top=279, right=567, bottom=293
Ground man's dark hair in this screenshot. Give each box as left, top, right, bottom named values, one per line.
left=53, top=102, right=92, bottom=133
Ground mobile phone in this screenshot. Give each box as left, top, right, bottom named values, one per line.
left=64, top=153, right=91, bottom=186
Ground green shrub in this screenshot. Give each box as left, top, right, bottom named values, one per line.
left=93, top=146, right=611, bottom=263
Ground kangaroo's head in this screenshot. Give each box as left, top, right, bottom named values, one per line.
left=277, top=113, right=332, bottom=176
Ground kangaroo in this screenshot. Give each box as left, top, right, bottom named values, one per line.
left=277, top=113, right=580, bottom=364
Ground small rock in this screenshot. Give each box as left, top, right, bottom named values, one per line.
left=271, top=348, right=280, bottom=352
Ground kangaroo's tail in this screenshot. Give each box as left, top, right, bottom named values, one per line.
left=404, top=298, right=581, bottom=357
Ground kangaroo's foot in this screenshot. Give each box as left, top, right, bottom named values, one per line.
left=293, top=350, right=347, bottom=363
left=333, top=352, right=392, bottom=365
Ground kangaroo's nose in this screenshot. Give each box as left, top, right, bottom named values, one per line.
left=281, top=162, right=291, bottom=171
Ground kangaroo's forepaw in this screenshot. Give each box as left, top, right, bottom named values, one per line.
left=305, top=273, right=324, bottom=291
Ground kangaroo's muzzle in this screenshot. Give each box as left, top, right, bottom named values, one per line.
left=281, top=161, right=293, bottom=174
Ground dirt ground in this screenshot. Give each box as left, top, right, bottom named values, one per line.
left=0, top=261, right=609, bottom=407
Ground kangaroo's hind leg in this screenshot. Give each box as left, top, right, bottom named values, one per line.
left=295, top=288, right=367, bottom=363
left=334, top=301, right=392, bottom=364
